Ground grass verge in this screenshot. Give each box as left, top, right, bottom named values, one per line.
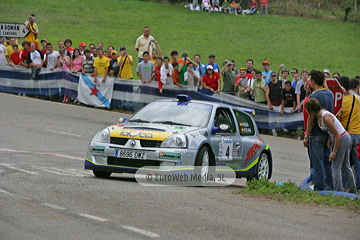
left=240, top=178, right=360, bottom=211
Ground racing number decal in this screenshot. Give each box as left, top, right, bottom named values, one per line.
left=218, top=136, right=233, bottom=161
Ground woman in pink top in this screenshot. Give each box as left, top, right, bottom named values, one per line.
left=71, top=48, right=83, bottom=73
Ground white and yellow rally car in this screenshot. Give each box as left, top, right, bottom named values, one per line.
left=85, top=95, right=272, bottom=181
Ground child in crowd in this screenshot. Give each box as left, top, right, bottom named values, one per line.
left=159, top=57, right=173, bottom=93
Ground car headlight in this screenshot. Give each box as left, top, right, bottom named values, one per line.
left=97, top=128, right=110, bottom=143
left=160, top=134, right=187, bottom=148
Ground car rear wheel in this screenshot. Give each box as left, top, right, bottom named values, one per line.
left=195, top=146, right=212, bottom=184
left=93, top=170, right=112, bottom=178
left=247, top=152, right=270, bottom=182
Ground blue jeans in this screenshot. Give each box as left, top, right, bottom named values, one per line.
left=349, top=133, right=360, bottom=189
left=309, top=135, right=333, bottom=190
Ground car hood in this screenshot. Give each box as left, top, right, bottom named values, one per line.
left=109, top=123, right=204, bottom=141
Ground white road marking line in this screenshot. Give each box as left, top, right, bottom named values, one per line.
left=0, top=164, right=40, bottom=175
left=41, top=203, right=66, bottom=210
left=78, top=213, right=108, bottom=222
left=0, top=189, right=17, bottom=197
left=40, top=152, right=83, bottom=161
left=0, top=149, right=29, bottom=153
left=38, top=167, right=73, bottom=176
left=0, top=148, right=84, bottom=161
left=44, top=167, right=88, bottom=177
left=45, top=129, right=82, bottom=138
left=122, top=226, right=160, bottom=238
left=67, top=169, right=94, bottom=176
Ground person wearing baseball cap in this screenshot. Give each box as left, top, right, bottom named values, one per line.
left=323, top=69, right=330, bottom=79
left=262, top=60, right=272, bottom=84
left=198, top=64, right=221, bottom=95
left=79, top=42, right=86, bottom=55
left=109, top=50, right=120, bottom=77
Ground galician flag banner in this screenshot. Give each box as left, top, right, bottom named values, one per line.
left=77, top=74, right=114, bottom=108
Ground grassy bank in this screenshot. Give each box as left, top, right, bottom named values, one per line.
left=241, top=179, right=360, bottom=210
left=1, top=0, right=359, bottom=78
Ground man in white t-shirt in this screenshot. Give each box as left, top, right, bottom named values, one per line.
left=45, top=42, right=60, bottom=71
left=184, top=62, right=200, bottom=87
left=27, top=42, right=44, bottom=80
left=0, top=43, right=7, bottom=66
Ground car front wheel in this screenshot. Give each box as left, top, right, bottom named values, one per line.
left=93, top=170, right=112, bottom=178
left=195, top=146, right=213, bottom=184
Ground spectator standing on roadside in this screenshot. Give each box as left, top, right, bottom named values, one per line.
left=277, top=64, right=290, bottom=82
left=65, top=39, right=74, bottom=56
left=118, top=46, right=134, bottom=79
left=109, top=50, right=119, bottom=77
left=59, top=48, right=71, bottom=69
left=266, top=72, right=283, bottom=110
left=259, top=0, right=268, bottom=17
left=19, top=41, right=30, bottom=68
left=136, top=51, right=155, bottom=83
left=251, top=71, right=266, bottom=104
left=234, top=68, right=249, bottom=98
left=45, top=43, right=60, bottom=71
left=172, top=62, right=182, bottom=87
left=27, top=42, right=44, bottom=80
left=170, top=50, right=182, bottom=65
left=9, top=45, right=21, bottom=67
left=200, top=65, right=220, bottom=95
left=184, top=62, right=200, bottom=87
left=5, top=38, right=23, bottom=62
left=303, top=70, right=334, bottom=191
left=332, top=72, right=340, bottom=79
left=178, top=53, right=190, bottom=85
left=40, top=39, right=47, bottom=55
left=91, top=48, right=97, bottom=58
left=246, top=59, right=257, bottom=74
left=148, top=40, right=162, bottom=64
left=324, top=69, right=331, bottom=79
left=0, top=42, right=6, bottom=66
left=71, top=48, right=83, bottom=73
left=24, top=14, right=39, bottom=49
left=203, top=54, right=220, bottom=74
left=221, top=60, right=238, bottom=95
left=57, top=41, right=70, bottom=57
left=194, top=54, right=204, bottom=76
left=262, top=61, right=272, bottom=84
left=154, top=57, right=162, bottom=82
left=349, top=78, right=360, bottom=99
left=280, top=80, right=296, bottom=115
left=79, top=42, right=86, bottom=56
left=159, top=56, right=173, bottom=93
left=82, top=49, right=94, bottom=76
left=93, top=48, right=110, bottom=83
left=291, top=72, right=301, bottom=89
left=135, top=26, right=155, bottom=63
left=295, top=70, right=309, bottom=111
left=305, top=98, right=356, bottom=193
left=247, top=70, right=257, bottom=101
left=338, top=76, right=360, bottom=190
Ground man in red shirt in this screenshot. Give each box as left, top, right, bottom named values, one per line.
left=259, top=0, right=268, bottom=17
left=19, top=41, right=30, bottom=68
left=9, top=45, right=21, bottom=66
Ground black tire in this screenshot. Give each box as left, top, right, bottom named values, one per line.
left=93, top=170, right=111, bottom=178
left=195, top=146, right=214, bottom=185
left=246, top=152, right=270, bottom=182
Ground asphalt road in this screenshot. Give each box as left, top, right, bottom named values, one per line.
left=0, top=93, right=359, bottom=240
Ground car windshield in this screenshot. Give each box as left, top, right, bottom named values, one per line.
left=129, top=101, right=213, bottom=127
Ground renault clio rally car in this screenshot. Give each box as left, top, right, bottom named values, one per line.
left=85, top=95, right=272, bottom=181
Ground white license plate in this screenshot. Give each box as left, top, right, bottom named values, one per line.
left=114, top=150, right=147, bottom=160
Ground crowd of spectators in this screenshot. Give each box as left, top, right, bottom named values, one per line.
left=1, top=14, right=360, bottom=193
left=185, top=0, right=267, bottom=16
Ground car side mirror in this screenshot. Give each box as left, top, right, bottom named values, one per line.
left=212, top=124, right=231, bottom=134
left=119, top=117, right=128, bottom=123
